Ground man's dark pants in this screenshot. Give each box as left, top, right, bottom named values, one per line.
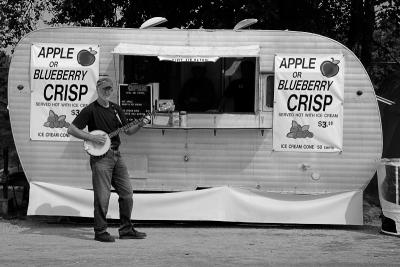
left=90, top=149, right=134, bottom=236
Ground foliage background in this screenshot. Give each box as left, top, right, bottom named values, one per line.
left=0, top=0, right=399, bottom=169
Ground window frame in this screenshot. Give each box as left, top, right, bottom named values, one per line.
left=260, top=72, right=275, bottom=112
left=116, top=55, right=267, bottom=129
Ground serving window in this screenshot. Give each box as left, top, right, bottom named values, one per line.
left=122, top=56, right=258, bottom=114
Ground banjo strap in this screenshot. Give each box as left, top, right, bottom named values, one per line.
left=111, top=104, right=123, bottom=127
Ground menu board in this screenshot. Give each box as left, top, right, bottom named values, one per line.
left=119, top=84, right=152, bottom=122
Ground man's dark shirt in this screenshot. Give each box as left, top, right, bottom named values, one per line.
left=72, top=101, right=127, bottom=148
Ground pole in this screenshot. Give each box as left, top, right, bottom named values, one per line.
left=2, top=147, right=8, bottom=199
left=396, top=165, right=399, bottom=205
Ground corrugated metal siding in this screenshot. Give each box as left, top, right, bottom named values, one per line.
left=8, top=27, right=381, bottom=193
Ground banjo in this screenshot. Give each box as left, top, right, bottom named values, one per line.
left=83, top=112, right=153, bottom=156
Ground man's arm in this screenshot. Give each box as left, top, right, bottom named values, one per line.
left=124, top=117, right=150, bottom=136
left=67, top=123, right=107, bottom=144
left=115, top=104, right=150, bottom=136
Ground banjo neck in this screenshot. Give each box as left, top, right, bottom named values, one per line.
left=108, top=119, right=139, bottom=138
left=108, top=111, right=153, bottom=139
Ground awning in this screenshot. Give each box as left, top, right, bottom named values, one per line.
left=112, top=43, right=260, bottom=62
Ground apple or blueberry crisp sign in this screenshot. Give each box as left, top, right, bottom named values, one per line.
left=30, top=43, right=100, bottom=141
left=273, top=54, right=344, bottom=152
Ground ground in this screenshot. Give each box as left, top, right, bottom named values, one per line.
left=0, top=191, right=399, bottom=267
left=0, top=216, right=398, bottom=266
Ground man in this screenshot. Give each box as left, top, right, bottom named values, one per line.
left=67, top=77, right=148, bottom=242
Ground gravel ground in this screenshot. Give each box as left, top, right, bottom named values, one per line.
left=0, top=200, right=399, bottom=267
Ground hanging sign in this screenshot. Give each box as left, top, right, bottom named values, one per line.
left=273, top=54, right=344, bottom=152
left=119, top=84, right=152, bottom=122
left=30, top=43, right=100, bottom=141
left=158, top=56, right=219, bottom=62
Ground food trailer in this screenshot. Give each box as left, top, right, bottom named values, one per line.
left=7, top=23, right=382, bottom=225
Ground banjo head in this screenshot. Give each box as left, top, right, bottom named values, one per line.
left=83, top=130, right=111, bottom=156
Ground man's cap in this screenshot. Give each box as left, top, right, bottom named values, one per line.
left=97, top=78, right=113, bottom=90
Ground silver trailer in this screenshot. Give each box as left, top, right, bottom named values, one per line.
left=7, top=26, right=381, bottom=224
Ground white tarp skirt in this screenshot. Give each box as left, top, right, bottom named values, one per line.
left=28, top=182, right=363, bottom=225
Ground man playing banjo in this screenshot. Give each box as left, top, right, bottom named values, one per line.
left=67, top=77, right=148, bottom=242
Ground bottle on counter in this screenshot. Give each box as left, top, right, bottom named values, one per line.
left=172, top=111, right=180, bottom=126
left=180, top=111, right=187, bottom=127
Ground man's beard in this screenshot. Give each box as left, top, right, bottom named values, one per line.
left=99, top=93, right=111, bottom=101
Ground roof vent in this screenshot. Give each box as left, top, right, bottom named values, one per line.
left=233, top=19, right=258, bottom=31
left=140, top=17, right=168, bottom=29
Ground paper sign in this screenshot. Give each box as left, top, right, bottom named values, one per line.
left=273, top=55, right=344, bottom=152
left=30, top=43, right=100, bottom=141
left=158, top=56, right=219, bottom=62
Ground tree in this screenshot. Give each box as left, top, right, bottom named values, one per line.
left=48, top=0, right=125, bottom=27
left=48, top=0, right=344, bottom=31
left=3, top=0, right=400, bottom=87
left=0, top=0, right=50, bottom=51
left=346, top=0, right=375, bottom=70
left=0, top=50, right=16, bottom=167
left=372, top=0, right=400, bottom=89
left=0, top=51, right=10, bottom=103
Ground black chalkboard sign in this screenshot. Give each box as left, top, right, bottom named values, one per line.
left=119, top=84, right=152, bottom=122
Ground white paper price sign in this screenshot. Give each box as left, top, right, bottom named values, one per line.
left=273, top=55, right=344, bottom=152
left=30, top=43, right=100, bottom=141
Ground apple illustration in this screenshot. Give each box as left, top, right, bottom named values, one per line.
left=77, top=47, right=97, bottom=66
left=320, top=58, right=340, bottom=78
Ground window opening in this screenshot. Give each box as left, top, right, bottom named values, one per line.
left=122, top=56, right=257, bottom=114
left=266, top=74, right=274, bottom=108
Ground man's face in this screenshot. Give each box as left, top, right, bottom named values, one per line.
left=97, top=86, right=113, bottom=101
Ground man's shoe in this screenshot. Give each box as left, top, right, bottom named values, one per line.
left=120, top=229, right=147, bottom=239
left=94, top=232, right=116, bottom=242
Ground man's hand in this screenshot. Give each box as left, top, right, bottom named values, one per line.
left=124, top=115, right=151, bottom=135
left=144, top=115, right=151, bottom=124
left=90, top=134, right=107, bottom=144
left=68, top=123, right=107, bottom=144
left=140, top=115, right=151, bottom=127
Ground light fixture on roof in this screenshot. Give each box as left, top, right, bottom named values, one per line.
left=233, top=19, right=258, bottom=31
left=140, top=17, right=168, bottom=29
